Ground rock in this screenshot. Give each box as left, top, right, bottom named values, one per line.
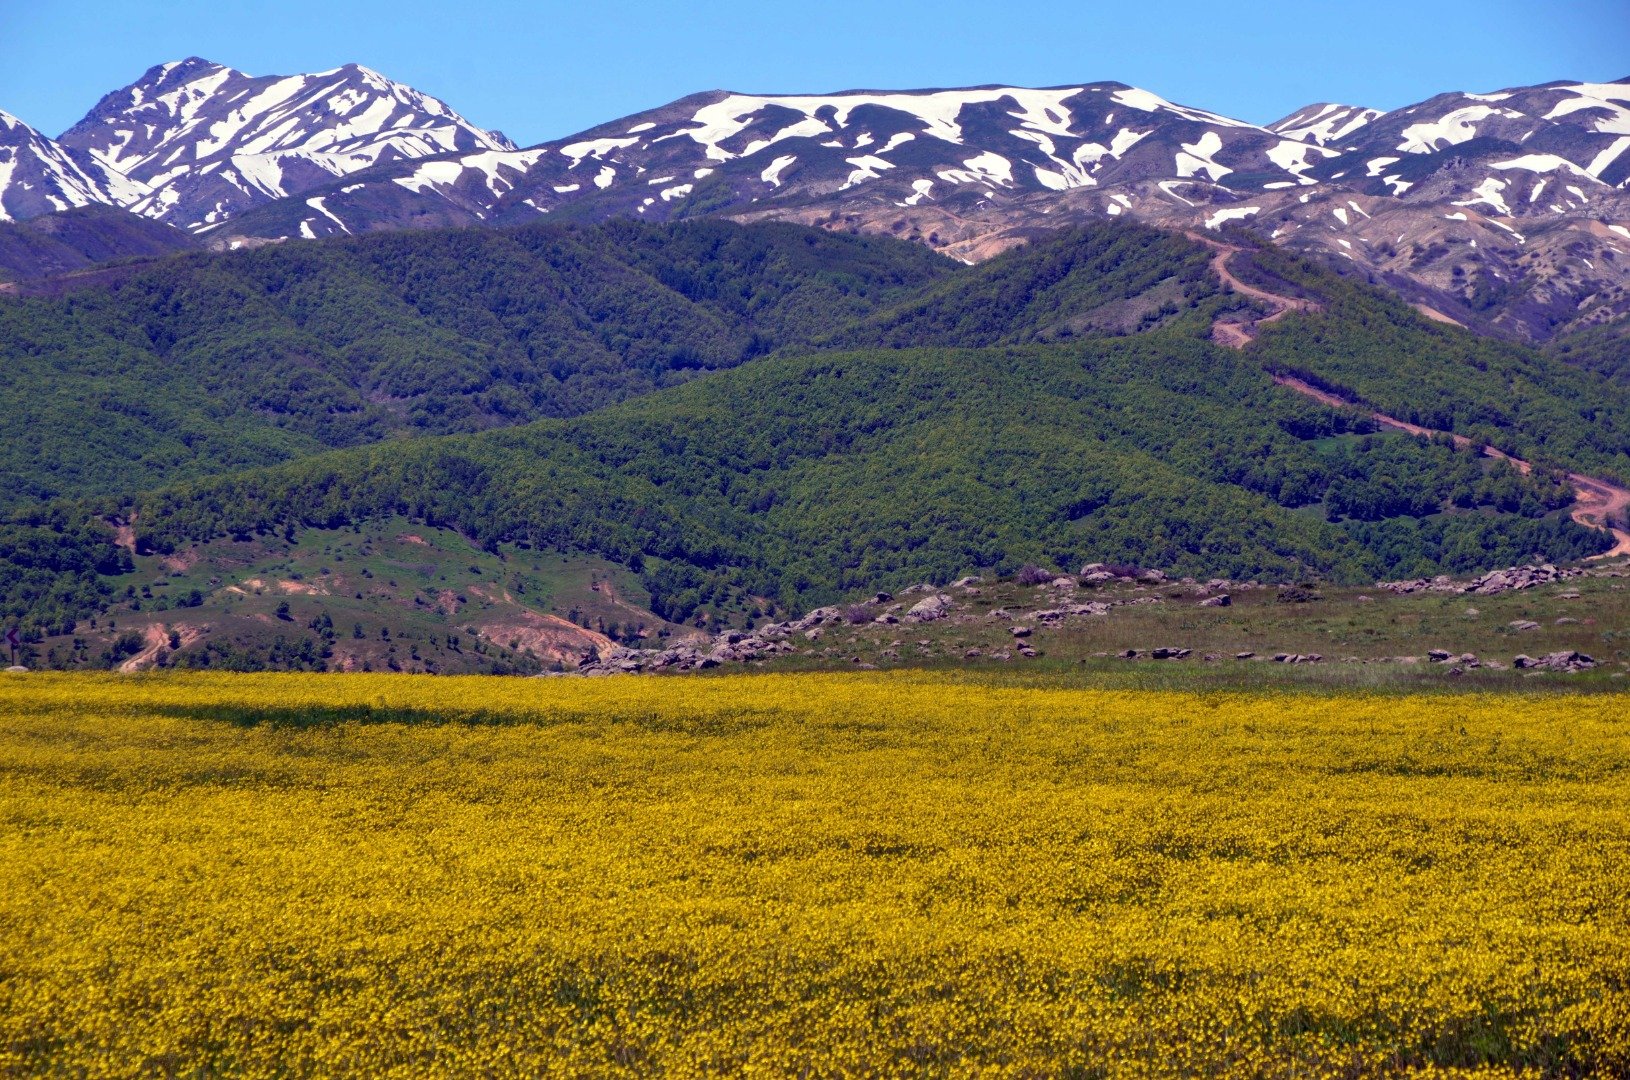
left=1427, top=649, right=1453, bottom=662
left=1463, top=607, right=1480, bottom=617
left=986, top=608, right=1012, bottom=620
left=1010, top=626, right=1033, bottom=638
left=803, top=627, right=825, bottom=641
left=1150, top=647, right=1191, bottom=660
left=1509, top=620, right=1540, bottom=631
left=1235, top=651, right=1255, bottom=660
left=873, top=613, right=900, bottom=625
left=1555, top=617, right=1579, bottom=626
left=1117, top=649, right=1139, bottom=659
left=4, top=666, right=27, bottom=673
left=1078, top=563, right=1106, bottom=574
left=1205, top=579, right=1232, bottom=591
left=788, top=606, right=842, bottom=631
left=951, top=576, right=982, bottom=588
left=1557, top=591, right=1582, bottom=600
left=963, top=648, right=982, bottom=659
left=1079, top=570, right=1116, bottom=585
left=1139, top=569, right=1167, bottom=583
left=904, top=594, right=954, bottom=623
left=1356, top=595, right=1374, bottom=603
left=1198, top=594, right=1231, bottom=607
left=1050, top=577, right=1077, bottom=589
left=899, top=583, right=936, bottom=595
left=1029, top=602, right=1111, bottom=623
left=871, top=592, right=894, bottom=604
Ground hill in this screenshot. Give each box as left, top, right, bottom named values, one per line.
left=0, top=218, right=949, bottom=507
left=5, top=219, right=1630, bottom=671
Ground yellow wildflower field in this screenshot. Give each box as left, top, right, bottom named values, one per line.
left=1, top=671, right=1627, bottom=1077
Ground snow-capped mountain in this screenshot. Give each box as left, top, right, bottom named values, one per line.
left=1266, top=104, right=1381, bottom=147
left=0, top=110, right=148, bottom=223
left=54, top=57, right=515, bottom=230
left=2, top=66, right=1628, bottom=339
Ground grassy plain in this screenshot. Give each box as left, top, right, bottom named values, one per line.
left=2, top=671, right=1628, bottom=1076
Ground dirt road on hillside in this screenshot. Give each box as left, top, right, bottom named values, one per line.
left=1271, top=375, right=1630, bottom=558
left=1183, top=235, right=1630, bottom=557
left=1185, top=232, right=1320, bottom=346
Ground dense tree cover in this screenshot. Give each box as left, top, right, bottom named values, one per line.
left=87, top=335, right=1608, bottom=627
left=2, top=219, right=1624, bottom=632
left=0, top=515, right=131, bottom=634
left=1547, top=315, right=1630, bottom=383
left=827, top=224, right=1229, bottom=348
left=0, top=219, right=950, bottom=507
left=1236, top=243, right=1630, bottom=484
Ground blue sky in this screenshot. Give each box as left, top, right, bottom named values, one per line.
left=4, top=0, right=1626, bottom=142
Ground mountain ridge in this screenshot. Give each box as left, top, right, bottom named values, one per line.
left=2, top=66, right=1628, bottom=343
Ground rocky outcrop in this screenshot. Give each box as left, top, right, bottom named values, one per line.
left=1513, top=651, right=1597, bottom=673
left=1380, top=564, right=1584, bottom=596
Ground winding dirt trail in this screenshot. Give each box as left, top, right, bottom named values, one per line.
left=1185, top=232, right=1321, bottom=346
left=1185, top=234, right=1630, bottom=558
left=118, top=623, right=203, bottom=673
left=1271, top=378, right=1630, bottom=559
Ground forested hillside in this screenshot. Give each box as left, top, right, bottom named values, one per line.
left=4, top=218, right=1628, bottom=652
left=0, top=219, right=949, bottom=507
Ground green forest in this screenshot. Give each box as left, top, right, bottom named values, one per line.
left=2, top=218, right=1627, bottom=638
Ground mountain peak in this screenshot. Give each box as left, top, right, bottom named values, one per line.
left=54, top=58, right=515, bottom=230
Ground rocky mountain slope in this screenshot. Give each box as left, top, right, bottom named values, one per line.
left=0, top=110, right=148, bottom=223
left=2, top=67, right=1628, bottom=342
left=52, top=58, right=514, bottom=232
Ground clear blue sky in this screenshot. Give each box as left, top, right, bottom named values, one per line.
left=4, top=0, right=1626, bottom=142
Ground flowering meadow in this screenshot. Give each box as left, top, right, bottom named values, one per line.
left=1, top=671, right=1627, bottom=1076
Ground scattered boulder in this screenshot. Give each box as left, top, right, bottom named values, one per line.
left=1010, top=626, right=1033, bottom=638
left=1029, top=602, right=1111, bottom=623
left=1198, top=594, right=1231, bottom=607
left=1385, top=563, right=1585, bottom=597
left=1515, top=651, right=1596, bottom=673
left=904, top=594, right=954, bottom=623
left=1427, top=649, right=1453, bottom=662
left=1150, top=647, right=1192, bottom=660
left=1509, top=620, right=1540, bottom=631
left=1235, top=651, right=1256, bottom=660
